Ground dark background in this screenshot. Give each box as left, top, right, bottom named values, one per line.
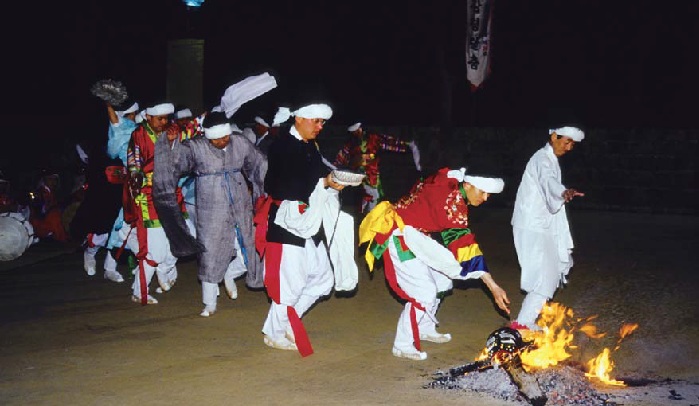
left=1, top=0, right=697, bottom=180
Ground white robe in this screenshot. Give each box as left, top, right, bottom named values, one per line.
left=274, top=179, right=358, bottom=291
left=511, top=143, right=574, bottom=298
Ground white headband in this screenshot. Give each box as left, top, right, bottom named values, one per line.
left=204, top=123, right=232, bottom=140
left=549, top=126, right=584, bottom=142
left=347, top=122, right=361, bottom=132
left=176, top=108, right=192, bottom=119
left=273, top=104, right=333, bottom=126
left=145, top=103, right=174, bottom=116
left=254, top=116, right=269, bottom=127
left=117, top=102, right=139, bottom=117
left=464, top=176, right=504, bottom=194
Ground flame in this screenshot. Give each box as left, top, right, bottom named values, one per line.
left=578, top=323, right=606, bottom=339
left=585, top=348, right=625, bottom=386
left=619, top=323, right=639, bottom=339
left=519, top=303, right=575, bottom=371
left=474, top=302, right=639, bottom=386
left=475, top=347, right=489, bottom=361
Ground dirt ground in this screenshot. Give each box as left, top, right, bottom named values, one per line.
left=1, top=208, right=697, bottom=405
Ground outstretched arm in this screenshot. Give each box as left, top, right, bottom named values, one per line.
left=481, top=273, right=510, bottom=315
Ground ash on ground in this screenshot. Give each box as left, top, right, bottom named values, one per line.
left=427, top=363, right=699, bottom=405
left=427, top=364, right=616, bottom=405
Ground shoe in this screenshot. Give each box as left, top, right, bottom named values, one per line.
left=131, top=295, right=158, bottom=305
left=392, top=346, right=427, bottom=361
left=84, top=253, right=96, bottom=276
left=264, top=335, right=298, bottom=351
left=510, top=321, right=528, bottom=330
left=420, top=332, right=452, bottom=343
left=156, top=275, right=171, bottom=292
left=104, top=270, right=124, bottom=283
left=510, top=321, right=541, bottom=331
left=224, top=278, right=238, bottom=300
left=200, top=305, right=216, bottom=317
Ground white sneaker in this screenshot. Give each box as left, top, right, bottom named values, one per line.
left=131, top=294, right=158, bottom=305
left=84, top=252, right=96, bottom=276
left=264, top=335, right=298, bottom=351
left=392, top=346, right=427, bottom=361
left=200, top=305, right=216, bottom=317
left=420, top=332, right=452, bottom=343
left=104, top=270, right=124, bottom=283
left=156, top=274, right=171, bottom=292
left=224, top=278, right=238, bottom=300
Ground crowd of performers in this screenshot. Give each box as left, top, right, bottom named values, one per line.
left=0, top=74, right=585, bottom=360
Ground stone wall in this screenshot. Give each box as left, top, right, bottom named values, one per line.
left=319, top=126, right=699, bottom=215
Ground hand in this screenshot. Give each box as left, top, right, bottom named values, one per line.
left=489, top=284, right=511, bottom=315
left=481, top=273, right=510, bottom=315
left=562, top=188, right=584, bottom=202
left=128, top=172, right=144, bottom=198
left=324, top=173, right=346, bottom=191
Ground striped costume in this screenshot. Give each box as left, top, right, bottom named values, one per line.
left=359, top=167, right=490, bottom=357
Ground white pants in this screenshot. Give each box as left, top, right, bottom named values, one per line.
left=388, top=233, right=452, bottom=352
left=120, top=225, right=177, bottom=296
left=516, top=291, right=548, bottom=328
left=84, top=233, right=117, bottom=273
left=262, top=239, right=334, bottom=340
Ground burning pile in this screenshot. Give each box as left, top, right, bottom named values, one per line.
left=427, top=302, right=639, bottom=405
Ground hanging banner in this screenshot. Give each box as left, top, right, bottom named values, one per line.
left=466, top=0, right=494, bottom=90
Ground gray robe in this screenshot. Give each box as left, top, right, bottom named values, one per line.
left=156, top=134, right=267, bottom=287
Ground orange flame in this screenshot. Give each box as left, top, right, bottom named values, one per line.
left=519, top=303, right=575, bottom=371
left=473, top=302, right=639, bottom=387
left=614, top=322, right=639, bottom=350
left=585, top=348, right=625, bottom=386
left=619, top=323, right=639, bottom=338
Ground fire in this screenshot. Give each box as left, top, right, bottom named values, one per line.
left=519, top=303, right=575, bottom=371
left=477, top=302, right=639, bottom=386
left=586, top=348, right=625, bottom=386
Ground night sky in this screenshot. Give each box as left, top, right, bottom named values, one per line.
left=1, top=0, right=698, bottom=173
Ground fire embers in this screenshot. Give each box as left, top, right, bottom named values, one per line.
left=427, top=303, right=641, bottom=405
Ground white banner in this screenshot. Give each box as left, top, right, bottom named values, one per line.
left=466, top=0, right=494, bottom=89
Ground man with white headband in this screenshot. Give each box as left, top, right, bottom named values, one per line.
left=256, top=102, right=354, bottom=356
left=72, top=97, right=141, bottom=284
left=510, top=126, right=585, bottom=331
left=123, top=102, right=191, bottom=305
left=242, top=115, right=273, bottom=154
left=154, top=111, right=267, bottom=317
left=334, top=122, right=420, bottom=213
left=359, top=166, right=511, bottom=360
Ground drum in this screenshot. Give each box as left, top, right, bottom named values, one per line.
left=0, top=213, right=32, bottom=261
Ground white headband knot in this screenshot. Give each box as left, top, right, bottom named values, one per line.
left=549, top=126, right=584, bottom=142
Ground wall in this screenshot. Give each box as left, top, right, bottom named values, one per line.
left=318, top=126, right=699, bottom=215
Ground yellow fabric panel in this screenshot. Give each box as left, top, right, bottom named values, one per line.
left=455, top=243, right=483, bottom=263
left=358, top=201, right=405, bottom=271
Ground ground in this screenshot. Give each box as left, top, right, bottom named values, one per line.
left=0, top=209, right=697, bottom=405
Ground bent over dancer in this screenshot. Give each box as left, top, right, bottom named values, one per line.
left=360, top=167, right=510, bottom=360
